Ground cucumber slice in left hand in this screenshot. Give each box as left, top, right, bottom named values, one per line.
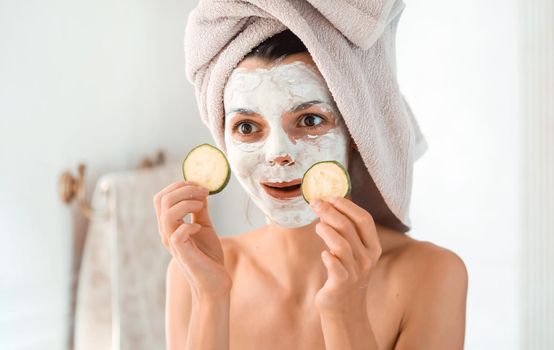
left=182, top=143, right=230, bottom=195
left=301, top=160, right=351, bottom=203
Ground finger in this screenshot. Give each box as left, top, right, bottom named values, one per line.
left=169, top=223, right=206, bottom=274
left=154, top=181, right=189, bottom=238
left=321, top=250, right=349, bottom=286
left=154, top=180, right=190, bottom=214
left=191, top=195, right=213, bottom=227
left=170, top=222, right=202, bottom=244
left=163, top=223, right=203, bottom=251
left=315, top=222, right=358, bottom=278
left=159, top=185, right=209, bottom=243
left=311, top=199, right=365, bottom=262
left=328, top=196, right=379, bottom=253
left=164, top=199, right=203, bottom=224
left=161, top=200, right=203, bottom=241
left=161, top=185, right=210, bottom=211
left=172, top=185, right=213, bottom=227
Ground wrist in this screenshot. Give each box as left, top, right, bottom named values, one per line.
left=192, top=293, right=230, bottom=318
left=320, top=305, right=378, bottom=346
left=193, top=279, right=232, bottom=301
left=319, top=309, right=348, bottom=324
left=196, top=290, right=230, bottom=301
left=194, top=289, right=231, bottom=305
left=318, top=304, right=368, bottom=324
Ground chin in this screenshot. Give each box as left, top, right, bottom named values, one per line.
left=264, top=209, right=318, bottom=229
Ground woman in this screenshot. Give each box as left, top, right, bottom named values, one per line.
left=155, top=30, right=467, bottom=350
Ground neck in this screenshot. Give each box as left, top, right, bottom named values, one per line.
left=260, top=218, right=396, bottom=298
left=262, top=219, right=328, bottom=296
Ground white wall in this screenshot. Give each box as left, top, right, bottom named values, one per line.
left=0, top=0, right=521, bottom=349
left=397, top=1, right=520, bottom=349
left=0, top=1, right=214, bottom=348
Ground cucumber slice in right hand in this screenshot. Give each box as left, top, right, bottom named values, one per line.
left=182, top=143, right=230, bottom=195
left=301, top=160, right=351, bottom=203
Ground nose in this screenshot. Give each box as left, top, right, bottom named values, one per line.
left=265, top=124, right=296, bottom=166
left=269, top=154, right=295, bottom=166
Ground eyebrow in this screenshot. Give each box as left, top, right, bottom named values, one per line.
left=225, top=100, right=325, bottom=118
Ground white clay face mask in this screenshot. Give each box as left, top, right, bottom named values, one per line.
left=223, top=60, right=350, bottom=228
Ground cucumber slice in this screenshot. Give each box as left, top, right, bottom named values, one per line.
left=301, top=160, right=351, bottom=203
left=182, top=143, right=230, bottom=195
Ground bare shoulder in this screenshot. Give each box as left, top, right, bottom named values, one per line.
left=381, top=232, right=468, bottom=348
left=379, top=231, right=467, bottom=285
left=219, top=228, right=261, bottom=273
left=382, top=233, right=468, bottom=302
left=400, top=238, right=467, bottom=291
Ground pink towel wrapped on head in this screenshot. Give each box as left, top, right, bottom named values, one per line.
left=184, top=0, right=428, bottom=232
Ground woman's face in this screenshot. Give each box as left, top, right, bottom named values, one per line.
left=223, top=52, right=351, bottom=228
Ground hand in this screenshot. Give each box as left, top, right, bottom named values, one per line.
left=153, top=180, right=232, bottom=299
left=310, top=196, right=382, bottom=315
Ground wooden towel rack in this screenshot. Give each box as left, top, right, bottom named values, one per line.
left=58, top=150, right=165, bottom=221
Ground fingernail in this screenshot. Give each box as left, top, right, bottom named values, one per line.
left=310, top=198, right=322, bottom=209
left=328, top=196, right=340, bottom=204
left=315, top=223, right=324, bottom=236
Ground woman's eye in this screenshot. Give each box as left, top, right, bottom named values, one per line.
left=235, top=121, right=260, bottom=135
left=298, top=114, right=324, bottom=128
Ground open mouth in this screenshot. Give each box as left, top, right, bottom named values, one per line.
left=261, top=179, right=302, bottom=199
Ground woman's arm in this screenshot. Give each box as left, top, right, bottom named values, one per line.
left=309, top=196, right=383, bottom=349
left=308, top=196, right=468, bottom=349
left=318, top=243, right=468, bottom=350
left=166, top=257, right=191, bottom=350
left=165, top=257, right=231, bottom=350
left=156, top=181, right=233, bottom=349
left=319, top=307, right=379, bottom=350
left=186, top=294, right=231, bottom=350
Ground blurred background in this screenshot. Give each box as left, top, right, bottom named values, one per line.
left=0, top=0, right=552, bottom=349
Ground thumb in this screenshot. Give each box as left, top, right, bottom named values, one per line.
left=191, top=195, right=213, bottom=228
